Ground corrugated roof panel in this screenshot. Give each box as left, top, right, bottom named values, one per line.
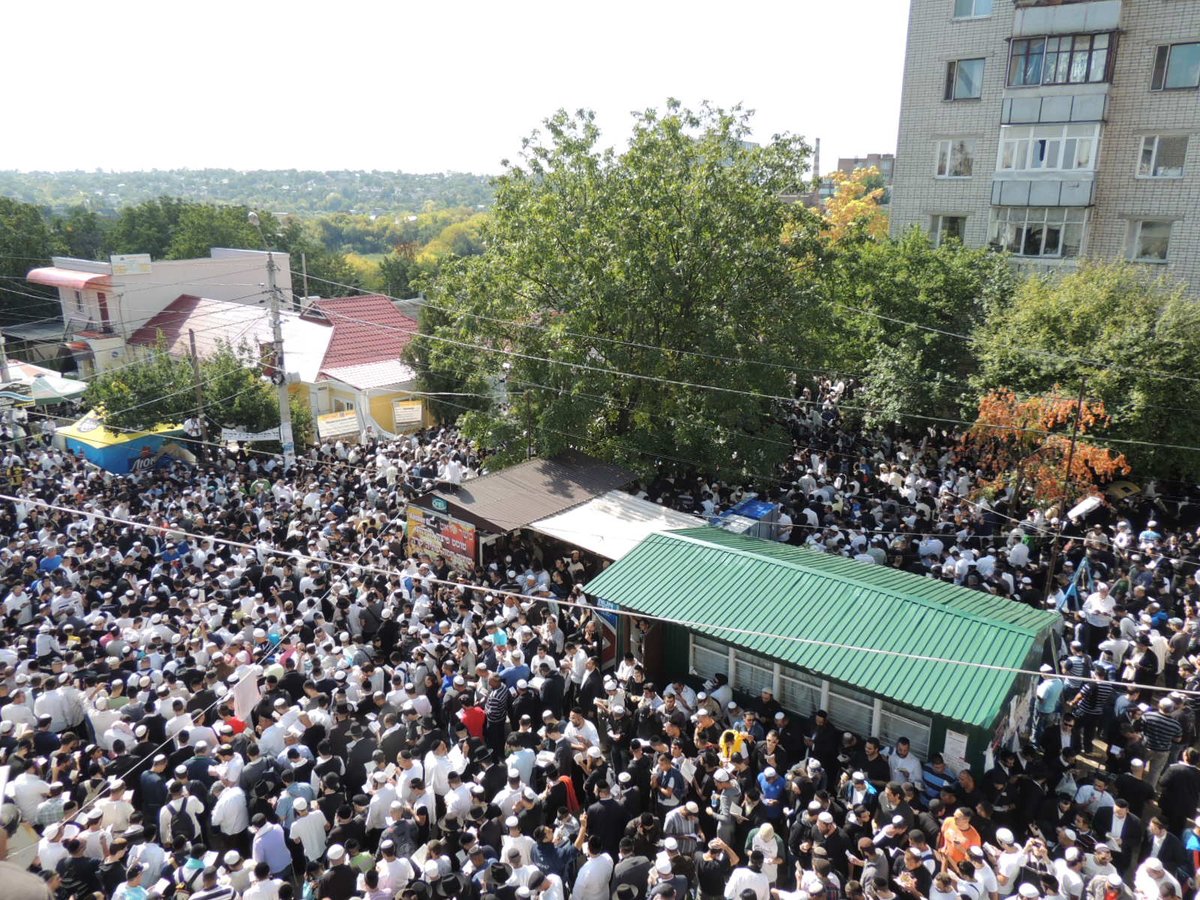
left=585, top=528, right=1057, bottom=727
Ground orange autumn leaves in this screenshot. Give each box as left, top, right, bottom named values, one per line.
left=962, top=388, right=1130, bottom=505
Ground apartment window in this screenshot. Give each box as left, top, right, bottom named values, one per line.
left=73, top=290, right=83, bottom=312
left=1009, top=34, right=1111, bottom=86
left=1138, top=136, right=1188, bottom=178
left=332, top=397, right=354, bottom=413
left=953, top=0, right=992, bottom=19
left=1129, top=220, right=1172, bottom=262
left=1152, top=43, right=1200, bottom=91
left=945, top=58, right=985, bottom=100
left=990, top=207, right=1086, bottom=258
left=935, top=139, right=976, bottom=178
left=997, top=124, right=1099, bottom=172
left=931, top=215, right=966, bottom=246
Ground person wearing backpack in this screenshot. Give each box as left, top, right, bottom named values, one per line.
left=159, top=781, right=204, bottom=846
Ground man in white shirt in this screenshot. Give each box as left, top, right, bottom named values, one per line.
left=724, top=851, right=771, bottom=900
left=288, top=797, right=328, bottom=863
left=210, top=779, right=250, bottom=849
left=572, top=836, right=614, bottom=900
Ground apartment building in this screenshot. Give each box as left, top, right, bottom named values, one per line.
left=890, top=0, right=1200, bottom=289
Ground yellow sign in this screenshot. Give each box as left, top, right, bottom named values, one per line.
left=317, top=409, right=359, bottom=439
left=392, top=399, right=423, bottom=430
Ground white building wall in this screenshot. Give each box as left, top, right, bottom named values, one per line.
left=51, top=250, right=293, bottom=340
left=891, top=0, right=1200, bottom=293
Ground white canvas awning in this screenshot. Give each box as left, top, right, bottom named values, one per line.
left=528, top=491, right=705, bottom=561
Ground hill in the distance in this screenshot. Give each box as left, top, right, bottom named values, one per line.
left=0, top=168, right=495, bottom=216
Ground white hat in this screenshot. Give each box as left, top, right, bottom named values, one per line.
left=818, top=812, right=834, bottom=824
left=996, top=828, right=1014, bottom=845
left=714, top=768, right=730, bottom=781
left=508, top=768, right=521, bottom=779
left=327, top=844, right=346, bottom=863
left=1018, top=885, right=1040, bottom=898
left=656, top=859, right=673, bottom=875
left=1147, top=859, right=1164, bottom=872
left=763, top=767, right=777, bottom=778
left=506, top=816, right=520, bottom=828
left=1065, top=847, right=1080, bottom=862
left=223, top=850, right=241, bottom=865
left=1106, top=874, right=1123, bottom=887
left=664, top=837, right=679, bottom=851
left=294, top=798, right=308, bottom=812
left=685, top=801, right=699, bottom=814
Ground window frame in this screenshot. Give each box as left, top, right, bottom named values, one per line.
left=989, top=207, right=1088, bottom=259
left=996, top=124, right=1100, bottom=174
left=1151, top=42, right=1200, bottom=92
left=945, top=58, right=985, bottom=101
left=1137, top=135, right=1188, bottom=179
left=952, top=0, right=992, bottom=20
left=1128, top=220, right=1173, bottom=264
left=931, top=215, right=967, bottom=247
left=1008, top=33, right=1112, bottom=87
left=934, top=138, right=977, bottom=179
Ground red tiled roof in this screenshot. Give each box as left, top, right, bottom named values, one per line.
left=307, top=295, right=418, bottom=372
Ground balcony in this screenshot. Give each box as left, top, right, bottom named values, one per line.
left=1013, top=0, right=1121, bottom=36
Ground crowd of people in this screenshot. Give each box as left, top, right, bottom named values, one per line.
left=0, top=381, right=1198, bottom=900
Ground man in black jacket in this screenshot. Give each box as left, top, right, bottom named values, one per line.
left=611, top=837, right=653, bottom=899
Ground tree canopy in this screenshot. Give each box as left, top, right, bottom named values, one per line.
left=414, top=101, right=825, bottom=477
left=973, top=262, right=1200, bottom=478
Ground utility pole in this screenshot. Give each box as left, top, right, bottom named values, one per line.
left=0, top=331, right=11, bottom=438
left=187, top=329, right=208, bottom=455
left=301, top=251, right=309, bottom=309
left=249, top=211, right=297, bottom=472
left=267, top=251, right=297, bottom=471
left=1042, top=379, right=1088, bottom=601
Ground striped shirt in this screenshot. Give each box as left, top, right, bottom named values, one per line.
left=485, top=686, right=509, bottom=723
left=1076, top=681, right=1119, bottom=717
left=1141, top=711, right=1183, bottom=751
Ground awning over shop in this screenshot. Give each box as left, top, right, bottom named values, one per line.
left=27, top=267, right=112, bottom=291
left=412, top=450, right=635, bottom=534
left=528, top=491, right=704, bottom=560
left=584, top=528, right=1059, bottom=728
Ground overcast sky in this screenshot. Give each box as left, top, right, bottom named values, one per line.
left=3, top=1, right=910, bottom=177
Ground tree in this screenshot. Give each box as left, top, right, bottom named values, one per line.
left=0, top=197, right=63, bottom=327
left=961, top=388, right=1130, bottom=505
left=82, top=342, right=195, bottom=431
left=826, top=227, right=1014, bottom=427
left=108, top=197, right=189, bottom=259
left=0, top=198, right=63, bottom=328
left=822, top=166, right=889, bottom=242
left=417, top=101, right=823, bottom=476
left=973, top=262, right=1200, bottom=478
left=83, top=340, right=287, bottom=443
left=167, top=204, right=278, bottom=260
left=53, top=205, right=111, bottom=260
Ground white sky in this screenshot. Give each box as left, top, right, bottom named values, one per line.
left=3, top=0, right=910, bottom=177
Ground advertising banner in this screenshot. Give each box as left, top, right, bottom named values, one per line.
left=406, top=503, right=477, bottom=570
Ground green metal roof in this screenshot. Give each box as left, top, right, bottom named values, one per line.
left=585, top=527, right=1059, bottom=728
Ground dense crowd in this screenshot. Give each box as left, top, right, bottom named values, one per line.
left=0, top=384, right=1198, bottom=900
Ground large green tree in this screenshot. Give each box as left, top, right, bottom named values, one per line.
left=416, top=101, right=824, bottom=476
left=0, top=197, right=63, bottom=327
left=108, top=197, right=189, bottom=259
left=84, top=341, right=285, bottom=439
left=973, top=262, right=1200, bottom=478
left=827, top=227, right=1015, bottom=428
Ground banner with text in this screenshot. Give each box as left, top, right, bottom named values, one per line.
left=406, top=503, right=477, bottom=570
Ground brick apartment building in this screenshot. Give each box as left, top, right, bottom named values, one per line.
left=890, top=0, right=1200, bottom=290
